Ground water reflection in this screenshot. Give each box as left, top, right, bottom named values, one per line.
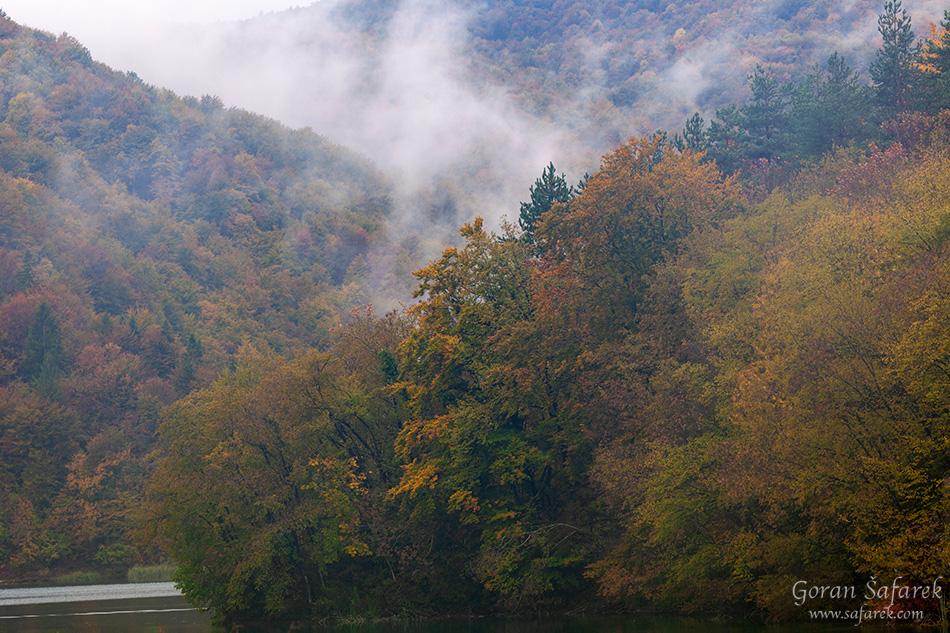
left=237, top=615, right=926, bottom=633
left=0, top=581, right=183, bottom=605
left=0, top=582, right=212, bottom=633
left=0, top=584, right=932, bottom=633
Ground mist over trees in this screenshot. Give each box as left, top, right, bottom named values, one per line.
left=59, top=0, right=935, bottom=235
left=0, top=13, right=409, bottom=582
left=4, top=0, right=950, bottom=629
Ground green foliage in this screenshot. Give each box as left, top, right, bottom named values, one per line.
left=127, top=563, right=176, bottom=582
left=8, top=2, right=950, bottom=625
left=519, top=163, right=572, bottom=244
left=147, top=349, right=374, bottom=619
left=53, top=570, right=105, bottom=585
left=870, top=0, right=919, bottom=117
left=537, top=137, right=739, bottom=337
left=0, top=16, right=398, bottom=585
left=390, top=217, right=600, bottom=610
left=136, top=116, right=950, bottom=624
left=705, top=64, right=809, bottom=177
left=671, top=113, right=707, bottom=153
left=790, top=53, right=872, bottom=157
left=706, top=65, right=795, bottom=176
left=22, top=301, right=62, bottom=383
left=587, top=125, right=950, bottom=620
left=741, top=65, right=793, bottom=162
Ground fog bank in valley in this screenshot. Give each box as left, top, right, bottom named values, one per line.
left=5, top=0, right=950, bottom=262
left=80, top=1, right=577, bottom=233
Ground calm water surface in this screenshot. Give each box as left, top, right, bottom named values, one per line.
left=0, top=582, right=211, bottom=632
left=0, top=584, right=932, bottom=633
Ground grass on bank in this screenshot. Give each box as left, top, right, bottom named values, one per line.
left=127, top=564, right=176, bottom=582
left=52, top=570, right=105, bottom=585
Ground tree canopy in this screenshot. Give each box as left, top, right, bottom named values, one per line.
left=8, top=2, right=950, bottom=627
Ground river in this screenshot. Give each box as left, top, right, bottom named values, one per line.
left=0, top=583, right=933, bottom=633
left=0, top=581, right=211, bottom=632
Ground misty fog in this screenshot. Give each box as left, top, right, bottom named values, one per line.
left=5, top=0, right=949, bottom=235
left=55, top=0, right=577, bottom=233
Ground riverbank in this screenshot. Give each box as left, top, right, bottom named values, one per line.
left=0, top=564, right=176, bottom=589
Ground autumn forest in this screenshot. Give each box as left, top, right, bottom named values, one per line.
left=3, top=0, right=950, bottom=626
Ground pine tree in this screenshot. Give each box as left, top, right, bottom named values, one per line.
left=792, top=52, right=872, bottom=156
left=14, top=251, right=35, bottom=292
left=870, top=0, right=919, bottom=117
left=706, top=66, right=792, bottom=173
left=680, top=112, right=708, bottom=152
left=23, top=302, right=63, bottom=385
left=519, top=163, right=572, bottom=243
left=742, top=65, right=792, bottom=162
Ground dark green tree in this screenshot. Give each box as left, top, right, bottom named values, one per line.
left=870, top=0, right=919, bottom=117
left=706, top=104, right=745, bottom=173
left=707, top=66, right=792, bottom=173
left=519, top=163, right=572, bottom=243
left=742, top=65, right=793, bottom=162
left=672, top=112, right=708, bottom=153
left=23, top=302, right=64, bottom=397
left=14, top=251, right=35, bottom=292
left=23, top=303, right=62, bottom=379
left=174, top=331, right=205, bottom=394
left=792, top=52, right=873, bottom=156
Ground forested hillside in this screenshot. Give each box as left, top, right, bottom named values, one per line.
left=7, top=0, right=950, bottom=629
left=0, top=14, right=408, bottom=582
left=145, top=1, right=950, bottom=625
left=147, top=121, right=950, bottom=624
left=464, top=0, right=888, bottom=143
left=113, top=0, right=922, bottom=230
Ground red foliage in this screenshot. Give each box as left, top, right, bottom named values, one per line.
left=831, top=142, right=909, bottom=204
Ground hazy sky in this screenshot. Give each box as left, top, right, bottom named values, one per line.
left=2, top=1, right=306, bottom=29
left=0, top=1, right=309, bottom=70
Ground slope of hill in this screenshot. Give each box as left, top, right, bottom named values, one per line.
left=4, top=0, right=950, bottom=618
left=0, top=15, right=412, bottom=581
left=53, top=0, right=943, bottom=220
left=464, top=0, right=886, bottom=141
left=141, top=117, right=950, bottom=624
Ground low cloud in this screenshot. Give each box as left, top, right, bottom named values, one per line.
left=9, top=0, right=950, bottom=268
left=76, top=0, right=578, bottom=237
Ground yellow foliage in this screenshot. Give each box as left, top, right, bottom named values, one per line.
left=916, top=21, right=948, bottom=74
left=447, top=489, right=481, bottom=520
left=386, top=459, right=439, bottom=501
